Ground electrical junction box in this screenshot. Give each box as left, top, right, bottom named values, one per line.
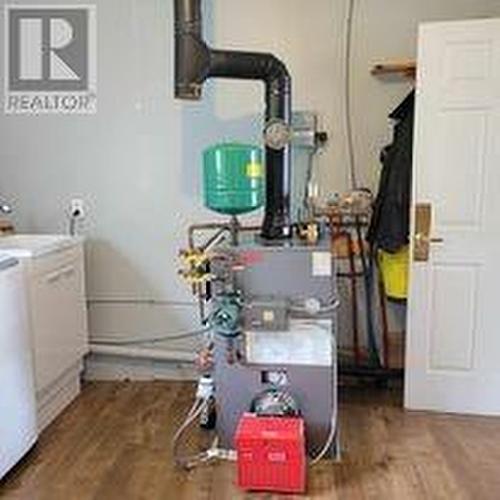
left=235, top=413, right=306, bottom=494
left=244, top=298, right=289, bottom=331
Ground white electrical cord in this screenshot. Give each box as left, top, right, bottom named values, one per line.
left=172, top=397, right=210, bottom=469
left=344, top=0, right=357, bottom=190
left=310, top=328, right=339, bottom=466
left=91, top=326, right=210, bottom=346
left=68, top=215, right=77, bottom=237
left=172, top=376, right=237, bottom=470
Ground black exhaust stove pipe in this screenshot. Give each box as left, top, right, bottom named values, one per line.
left=174, top=0, right=292, bottom=240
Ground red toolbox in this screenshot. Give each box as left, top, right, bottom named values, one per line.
left=235, top=413, right=306, bottom=494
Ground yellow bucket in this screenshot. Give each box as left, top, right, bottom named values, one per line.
left=378, top=246, right=409, bottom=300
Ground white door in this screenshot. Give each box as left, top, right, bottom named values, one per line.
left=405, top=18, right=500, bottom=415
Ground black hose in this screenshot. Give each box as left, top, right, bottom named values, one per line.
left=355, top=217, right=380, bottom=367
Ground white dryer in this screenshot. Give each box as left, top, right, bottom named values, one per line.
left=0, top=254, right=37, bottom=479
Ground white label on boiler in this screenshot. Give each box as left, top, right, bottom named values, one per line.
left=312, top=252, right=332, bottom=277
left=245, top=319, right=333, bottom=366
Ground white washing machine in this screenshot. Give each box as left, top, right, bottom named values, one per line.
left=0, top=254, right=37, bottom=479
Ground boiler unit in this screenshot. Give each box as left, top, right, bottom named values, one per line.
left=173, top=0, right=339, bottom=493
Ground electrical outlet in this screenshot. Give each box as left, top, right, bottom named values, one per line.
left=70, top=198, right=85, bottom=219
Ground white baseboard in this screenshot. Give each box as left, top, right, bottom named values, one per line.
left=84, top=353, right=197, bottom=381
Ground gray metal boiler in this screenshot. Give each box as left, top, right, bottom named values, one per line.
left=211, top=238, right=338, bottom=458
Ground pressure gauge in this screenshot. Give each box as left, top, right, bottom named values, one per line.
left=264, top=119, right=292, bottom=150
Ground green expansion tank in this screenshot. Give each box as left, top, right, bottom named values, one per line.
left=203, top=143, right=264, bottom=215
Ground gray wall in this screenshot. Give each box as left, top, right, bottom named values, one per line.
left=1, top=0, right=500, bottom=371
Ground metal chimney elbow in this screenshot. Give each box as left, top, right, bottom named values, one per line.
left=174, top=0, right=210, bottom=100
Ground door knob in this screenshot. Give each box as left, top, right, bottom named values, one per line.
left=415, top=233, right=444, bottom=244
left=414, top=203, right=442, bottom=262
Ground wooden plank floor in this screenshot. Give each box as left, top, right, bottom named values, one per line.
left=2, top=381, right=500, bottom=500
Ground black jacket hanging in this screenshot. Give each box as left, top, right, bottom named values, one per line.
left=367, top=91, right=415, bottom=253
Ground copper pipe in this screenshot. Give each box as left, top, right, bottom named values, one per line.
left=188, top=222, right=261, bottom=250
left=331, top=223, right=361, bottom=367
left=188, top=222, right=232, bottom=249
left=345, top=231, right=361, bottom=366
